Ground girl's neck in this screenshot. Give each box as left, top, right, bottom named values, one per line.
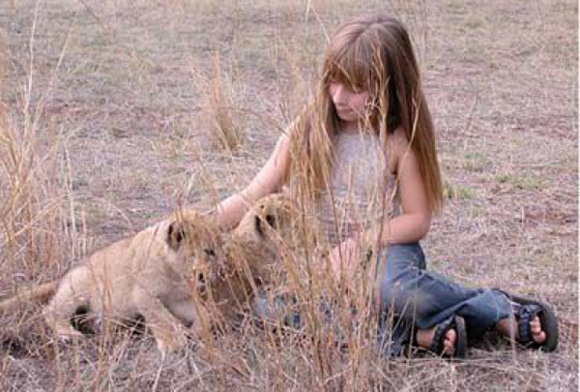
left=338, top=119, right=370, bottom=135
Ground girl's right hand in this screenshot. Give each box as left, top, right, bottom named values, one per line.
left=327, top=237, right=363, bottom=281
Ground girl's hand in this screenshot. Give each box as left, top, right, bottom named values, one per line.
left=328, top=237, right=364, bottom=281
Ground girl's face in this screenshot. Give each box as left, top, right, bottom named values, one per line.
left=328, top=82, right=370, bottom=125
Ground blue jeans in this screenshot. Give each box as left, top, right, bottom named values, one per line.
left=379, top=243, right=512, bottom=354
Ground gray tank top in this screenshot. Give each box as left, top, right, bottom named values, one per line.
left=318, top=131, right=399, bottom=245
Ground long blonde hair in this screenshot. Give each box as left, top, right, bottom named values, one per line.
left=285, top=14, right=443, bottom=213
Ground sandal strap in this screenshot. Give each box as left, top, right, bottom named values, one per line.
left=428, top=316, right=454, bottom=354
left=517, top=303, right=540, bottom=345
left=495, top=289, right=559, bottom=352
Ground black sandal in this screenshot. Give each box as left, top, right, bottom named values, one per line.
left=423, top=315, right=467, bottom=359
left=503, top=292, right=558, bottom=352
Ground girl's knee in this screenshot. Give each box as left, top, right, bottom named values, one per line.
left=380, top=264, right=447, bottom=325
left=380, top=277, right=429, bottom=320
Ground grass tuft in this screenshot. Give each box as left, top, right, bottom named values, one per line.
left=195, top=52, right=245, bottom=154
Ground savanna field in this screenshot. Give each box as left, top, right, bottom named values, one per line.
left=0, top=0, right=577, bottom=390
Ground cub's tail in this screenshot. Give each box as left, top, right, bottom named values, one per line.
left=0, top=281, right=59, bottom=314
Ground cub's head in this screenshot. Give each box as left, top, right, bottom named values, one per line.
left=234, top=193, right=301, bottom=247
left=165, top=209, right=225, bottom=293
left=166, top=210, right=221, bottom=253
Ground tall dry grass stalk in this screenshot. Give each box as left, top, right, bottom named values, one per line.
left=193, top=52, right=245, bottom=154
left=0, top=101, right=68, bottom=287
left=0, top=4, right=78, bottom=296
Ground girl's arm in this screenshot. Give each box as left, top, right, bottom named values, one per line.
left=214, top=134, right=291, bottom=231
left=376, top=131, right=432, bottom=245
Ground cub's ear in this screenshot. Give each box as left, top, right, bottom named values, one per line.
left=167, top=221, right=185, bottom=251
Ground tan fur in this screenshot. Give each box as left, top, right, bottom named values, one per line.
left=0, top=281, right=59, bottom=312
left=195, top=194, right=304, bottom=325
left=1, top=210, right=222, bottom=356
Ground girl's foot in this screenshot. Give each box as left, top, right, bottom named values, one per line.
left=416, top=326, right=457, bottom=356
left=496, top=315, right=547, bottom=344
left=494, top=292, right=558, bottom=351
left=415, top=315, right=467, bottom=358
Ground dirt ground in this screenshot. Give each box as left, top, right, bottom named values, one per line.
left=0, top=0, right=577, bottom=390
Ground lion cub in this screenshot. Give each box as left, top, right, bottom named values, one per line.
left=0, top=210, right=222, bottom=355
left=195, top=194, right=306, bottom=324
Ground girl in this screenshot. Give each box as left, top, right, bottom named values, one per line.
left=213, top=14, right=557, bottom=357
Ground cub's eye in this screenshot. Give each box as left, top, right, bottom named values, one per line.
left=203, top=248, right=216, bottom=257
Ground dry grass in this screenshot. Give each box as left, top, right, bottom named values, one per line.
left=0, top=0, right=577, bottom=391
left=192, top=52, right=245, bottom=154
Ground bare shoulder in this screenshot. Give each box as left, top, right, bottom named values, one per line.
left=386, top=127, right=410, bottom=173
